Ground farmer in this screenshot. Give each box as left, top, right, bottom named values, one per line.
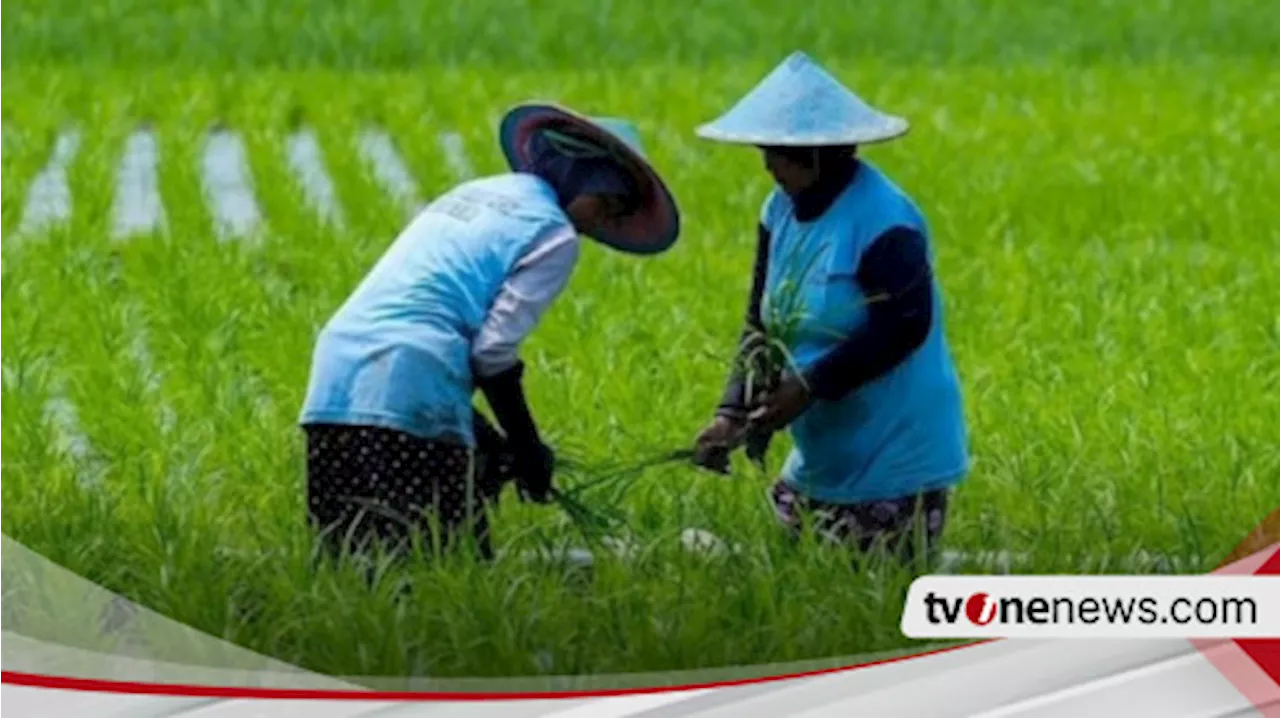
left=298, top=104, right=680, bottom=560
left=690, top=52, right=969, bottom=565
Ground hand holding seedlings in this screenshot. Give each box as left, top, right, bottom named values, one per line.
left=747, top=373, right=813, bottom=435
left=692, top=414, right=746, bottom=473
left=689, top=408, right=791, bottom=476
left=742, top=426, right=774, bottom=465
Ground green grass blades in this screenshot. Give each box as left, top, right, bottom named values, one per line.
left=6, top=1, right=1279, bottom=70
left=3, top=1, right=1280, bottom=681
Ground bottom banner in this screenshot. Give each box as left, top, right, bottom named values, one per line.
left=2, top=541, right=1277, bottom=717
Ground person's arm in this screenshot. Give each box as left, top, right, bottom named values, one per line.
left=802, top=226, right=935, bottom=401
left=716, top=222, right=771, bottom=419
left=472, top=226, right=579, bottom=448
left=473, top=227, right=579, bottom=378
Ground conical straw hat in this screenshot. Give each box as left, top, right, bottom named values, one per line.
left=696, top=51, right=909, bottom=147
left=500, top=103, right=681, bottom=256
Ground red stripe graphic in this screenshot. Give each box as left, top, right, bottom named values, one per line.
left=1235, top=546, right=1280, bottom=685
left=0, top=641, right=989, bottom=701
left=1192, top=542, right=1280, bottom=715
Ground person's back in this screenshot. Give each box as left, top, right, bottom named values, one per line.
left=300, top=173, right=572, bottom=445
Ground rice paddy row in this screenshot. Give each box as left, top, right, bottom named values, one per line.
left=12, top=126, right=472, bottom=241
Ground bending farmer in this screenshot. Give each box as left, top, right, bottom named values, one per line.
left=299, top=104, right=681, bottom=560
left=691, top=52, right=969, bottom=564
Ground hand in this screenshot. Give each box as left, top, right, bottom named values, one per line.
left=513, top=440, right=556, bottom=504
left=747, top=374, right=813, bottom=435
left=692, top=414, right=746, bottom=474
left=743, top=428, right=773, bottom=465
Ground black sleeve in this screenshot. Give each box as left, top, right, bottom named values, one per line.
left=716, top=222, right=771, bottom=417
left=475, top=360, right=543, bottom=450
left=803, top=226, right=935, bottom=402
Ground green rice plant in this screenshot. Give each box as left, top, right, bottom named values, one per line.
left=741, top=237, right=833, bottom=401
left=547, top=448, right=696, bottom=545
left=725, top=226, right=942, bottom=468
left=6, top=1, right=1276, bottom=71
left=713, top=234, right=839, bottom=466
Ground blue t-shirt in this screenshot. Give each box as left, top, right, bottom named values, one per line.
left=761, top=161, right=970, bottom=503
left=299, top=173, right=574, bottom=446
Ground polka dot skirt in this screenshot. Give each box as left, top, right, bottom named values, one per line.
left=304, top=422, right=513, bottom=560
left=769, top=479, right=950, bottom=566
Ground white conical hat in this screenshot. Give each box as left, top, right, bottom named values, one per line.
left=696, top=51, right=909, bottom=147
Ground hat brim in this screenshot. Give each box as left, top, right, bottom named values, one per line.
left=694, top=117, right=911, bottom=147
left=499, top=104, right=680, bottom=256
left=691, top=50, right=912, bottom=149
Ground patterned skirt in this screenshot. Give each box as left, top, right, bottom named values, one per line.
left=304, top=418, right=514, bottom=560
left=769, top=479, right=950, bottom=566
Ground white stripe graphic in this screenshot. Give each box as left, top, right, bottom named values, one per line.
left=2, top=684, right=212, bottom=718
left=19, top=130, right=80, bottom=235
left=110, top=129, right=166, bottom=239
left=965, top=647, right=1258, bottom=718
left=201, top=129, right=262, bottom=240
left=286, top=128, right=345, bottom=228
left=540, top=690, right=714, bottom=718
left=125, top=696, right=394, bottom=717
left=784, top=640, right=1189, bottom=718
left=357, top=129, right=419, bottom=212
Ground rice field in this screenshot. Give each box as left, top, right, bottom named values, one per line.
left=3, top=1, right=1279, bottom=683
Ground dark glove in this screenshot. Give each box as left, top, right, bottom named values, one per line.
left=513, top=440, right=555, bottom=503
left=471, top=410, right=516, bottom=493
left=692, top=442, right=731, bottom=475
left=475, top=361, right=555, bottom=503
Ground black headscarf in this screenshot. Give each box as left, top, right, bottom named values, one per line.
left=525, top=130, right=639, bottom=209
left=763, top=145, right=859, bottom=221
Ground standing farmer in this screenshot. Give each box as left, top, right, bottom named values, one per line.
left=299, top=104, right=680, bottom=560
left=691, top=52, right=969, bottom=565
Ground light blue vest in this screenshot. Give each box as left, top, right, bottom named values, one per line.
left=299, top=173, right=574, bottom=447
left=762, top=161, right=970, bottom=503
